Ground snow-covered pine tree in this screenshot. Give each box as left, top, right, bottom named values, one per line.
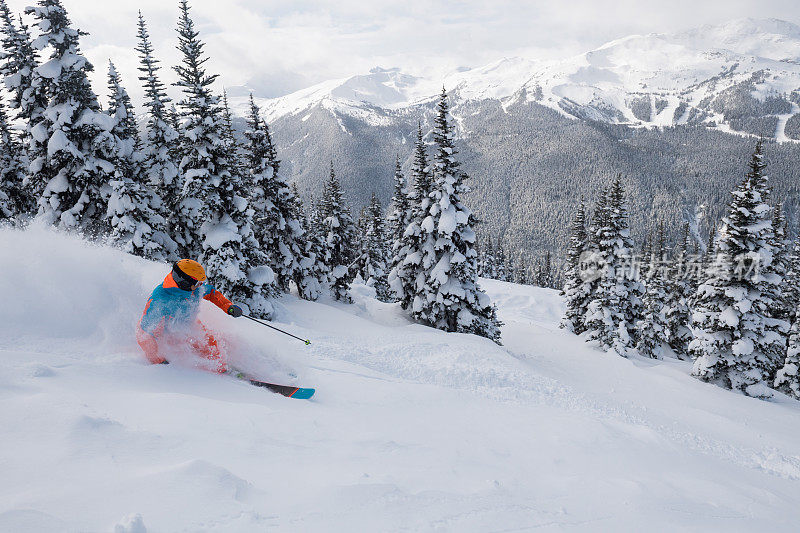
left=506, top=253, right=516, bottom=284
left=173, top=0, right=272, bottom=316
left=25, top=0, right=117, bottom=233
left=640, top=227, right=653, bottom=280
left=583, top=176, right=645, bottom=356
left=320, top=163, right=357, bottom=302
left=484, top=236, right=496, bottom=279
left=135, top=10, right=180, bottom=256
left=220, top=78, right=278, bottom=316
left=412, top=88, right=501, bottom=342
left=355, top=193, right=392, bottom=302
left=386, top=156, right=409, bottom=249
left=220, top=90, right=240, bottom=159
left=298, top=195, right=329, bottom=300
left=514, top=255, right=529, bottom=285
left=705, top=222, right=718, bottom=261
left=769, top=203, right=792, bottom=325
left=172, top=0, right=225, bottom=257
left=475, top=237, right=486, bottom=277
left=636, top=221, right=670, bottom=358
left=243, top=94, right=311, bottom=298
left=287, top=186, right=324, bottom=300
left=388, top=124, right=434, bottom=308
left=664, top=222, right=695, bottom=358
left=775, top=314, right=800, bottom=399
left=690, top=141, right=789, bottom=397
left=537, top=251, right=553, bottom=288
left=106, top=62, right=140, bottom=150
left=105, top=61, right=173, bottom=260
left=495, top=244, right=508, bottom=282
left=167, top=104, right=181, bottom=134
left=783, top=236, right=800, bottom=325
left=0, top=99, right=31, bottom=223
left=561, top=200, right=590, bottom=333
left=0, top=1, right=47, bottom=191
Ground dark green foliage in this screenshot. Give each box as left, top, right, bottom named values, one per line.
left=320, top=163, right=357, bottom=302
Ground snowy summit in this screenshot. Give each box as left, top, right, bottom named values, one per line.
left=239, top=18, right=800, bottom=137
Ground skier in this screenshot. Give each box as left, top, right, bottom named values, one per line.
left=136, top=259, right=243, bottom=372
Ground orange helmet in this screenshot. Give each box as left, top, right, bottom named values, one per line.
left=172, top=259, right=206, bottom=290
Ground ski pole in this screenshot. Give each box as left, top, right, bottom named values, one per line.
left=243, top=314, right=312, bottom=345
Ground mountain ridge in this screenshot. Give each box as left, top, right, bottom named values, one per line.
left=229, top=17, right=800, bottom=138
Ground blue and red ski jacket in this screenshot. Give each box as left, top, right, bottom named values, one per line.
left=136, top=272, right=232, bottom=364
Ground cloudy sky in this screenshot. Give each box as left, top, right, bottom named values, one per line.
left=6, top=0, right=800, bottom=105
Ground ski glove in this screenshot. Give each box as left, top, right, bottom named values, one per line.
left=227, top=305, right=243, bottom=318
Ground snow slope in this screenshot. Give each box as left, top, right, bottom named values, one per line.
left=2, top=226, right=800, bottom=532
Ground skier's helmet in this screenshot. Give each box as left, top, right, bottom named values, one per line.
left=172, top=259, right=207, bottom=290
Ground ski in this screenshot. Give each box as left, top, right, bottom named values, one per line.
left=247, top=379, right=315, bottom=399
left=227, top=368, right=315, bottom=399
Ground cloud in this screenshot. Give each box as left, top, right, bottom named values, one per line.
left=5, top=0, right=800, bottom=108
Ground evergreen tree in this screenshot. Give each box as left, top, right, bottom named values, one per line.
left=243, top=94, right=312, bottom=298
left=320, top=163, right=357, bottom=302
left=219, top=90, right=241, bottom=162
left=167, top=104, right=181, bottom=134
left=583, top=176, right=645, bottom=356
left=293, top=196, right=326, bottom=300
left=0, top=1, right=47, bottom=169
left=299, top=196, right=329, bottom=300
left=388, top=124, right=434, bottom=308
left=664, top=222, right=695, bottom=358
left=0, top=99, right=31, bottom=222
left=506, top=253, right=516, bottom=284
left=354, top=193, right=392, bottom=302
left=774, top=314, right=800, bottom=399
left=25, top=0, right=117, bottom=233
left=226, top=72, right=278, bottom=316
left=105, top=62, right=173, bottom=260
left=475, top=237, right=487, bottom=277
left=705, top=222, right=718, bottom=260
left=640, top=227, right=653, bottom=280
left=136, top=10, right=180, bottom=254
left=483, top=235, right=496, bottom=279
left=173, top=0, right=225, bottom=255
left=636, top=222, right=670, bottom=358
left=536, top=251, right=553, bottom=288
left=173, top=0, right=271, bottom=315
left=783, top=236, right=800, bottom=324
left=770, top=203, right=792, bottom=325
left=690, top=142, right=789, bottom=397
left=561, top=201, right=590, bottom=333
left=410, top=89, right=501, bottom=342
left=106, top=61, right=140, bottom=149
left=513, top=254, right=529, bottom=285
left=386, top=156, right=410, bottom=248
left=495, top=244, right=508, bottom=282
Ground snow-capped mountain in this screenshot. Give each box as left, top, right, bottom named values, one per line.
left=234, top=18, right=800, bottom=140
left=230, top=67, right=432, bottom=127
left=227, top=18, right=800, bottom=267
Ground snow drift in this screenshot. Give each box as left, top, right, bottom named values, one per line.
left=2, top=226, right=800, bottom=532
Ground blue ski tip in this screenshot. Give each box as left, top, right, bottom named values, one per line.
left=290, top=387, right=316, bottom=399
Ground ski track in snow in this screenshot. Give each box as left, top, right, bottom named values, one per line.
left=2, top=226, right=800, bottom=532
